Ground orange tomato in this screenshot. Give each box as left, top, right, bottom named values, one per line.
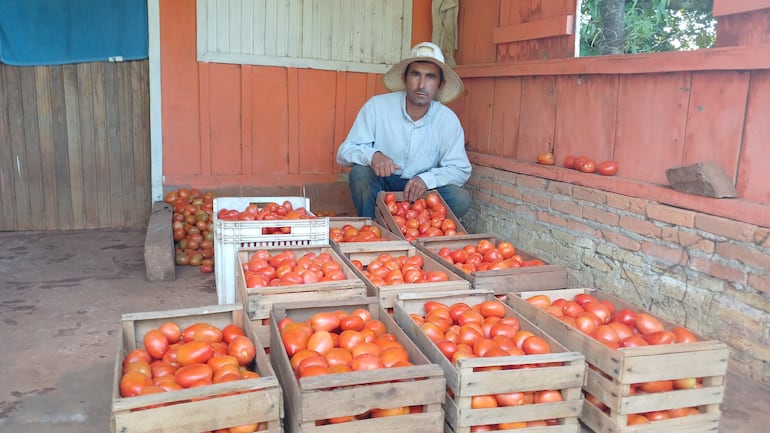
left=471, top=395, right=498, bottom=409
left=158, top=321, right=182, bottom=344
left=526, top=294, right=551, bottom=310
left=521, top=336, right=551, bottom=355
left=478, top=301, right=506, bottom=318
left=227, top=335, right=256, bottom=365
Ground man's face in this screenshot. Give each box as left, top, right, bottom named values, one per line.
left=404, top=61, right=443, bottom=107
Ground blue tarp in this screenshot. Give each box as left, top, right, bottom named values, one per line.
left=0, top=0, right=148, bottom=66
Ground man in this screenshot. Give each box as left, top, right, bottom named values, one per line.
left=336, top=41, right=472, bottom=219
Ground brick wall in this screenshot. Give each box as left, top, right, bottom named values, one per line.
left=464, top=165, right=770, bottom=385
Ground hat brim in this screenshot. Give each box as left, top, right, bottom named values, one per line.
left=382, top=58, right=463, bottom=104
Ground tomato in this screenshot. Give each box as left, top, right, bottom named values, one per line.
left=620, top=335, right=649, bottom=348
left=175, top=363, right=213, bottom=388
left=561, top=301, right=584, bottom=318
left=572, top=156, right=589, bottom=170
left=384, top=192, right=397, bottom=204
left=143, top=329, right=170, bottom=360
left=593, top=325, right=620, bottom=343
left=597, top=160, right=618, bottom=176
left=380, top=346, right=409, bottom=367
left=573, top=293, right=597, bottom=307
left=494, top=391, right=526, bottom=407
left=672, top=377, right=698, bottom=389
left=634, top=313, right=664, bottom=335
left=182, top=323, right=223, bottom=343
left=584, top=302, right=612, bottom=324
left=123, top=349, right=152, bottom=370
left=496, top=241, right=516, bottom=259
left=221, top=324, right=246, bottom=344
left=176, top=340, right=214, bottom=366
left=579, top=159, right=596, bottom=173
left=611, top=309, right=637, bottom=327
left=534, top=390, right=563, bottom=403
left=425, top=192, right=442, bottom=209
left=309, top=312, right=341, bottom=332
left=228, top=335, right=257, bottom=365
left=477, top=301, right=506, bottom=319
left=627, top=414, right=650, bottom=425
left=671, top=326, right=698, bottom=343
left=521, top=335, right=551, bottom=355
left=564, top=155, right=576, bottom=169
left=471, top=395, right=498, bottom=409
left=207, top=354, right=240, bottom=372
left=351, top=353, right=383, bottom=371
left=639, top=380, right=674, bottom=393
left=644, top=330, right=676, bottom=345
left=526, top=294, right=551, bottom=310
left=536, top=152, right=555, bottom=165
left=120, top=371, right=153, bottom=397
left=229, top=423, right=260, bottom=433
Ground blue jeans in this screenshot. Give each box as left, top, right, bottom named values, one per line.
left=348, top=164, right=471, bottom=218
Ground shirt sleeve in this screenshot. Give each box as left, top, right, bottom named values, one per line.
left=336, top=99, right=379, bottom=167
left=417, top=113, right=471, bottom=189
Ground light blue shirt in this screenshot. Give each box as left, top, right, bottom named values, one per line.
left=336, top=91, right=471, bottom=189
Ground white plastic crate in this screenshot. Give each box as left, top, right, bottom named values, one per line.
left=213, top=196, right=329, bottom=304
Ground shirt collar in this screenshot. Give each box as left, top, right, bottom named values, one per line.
left=400, top=92, right=435, bottom=125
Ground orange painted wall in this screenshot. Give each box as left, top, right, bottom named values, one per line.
left=160, top=0, right=432, bottom=190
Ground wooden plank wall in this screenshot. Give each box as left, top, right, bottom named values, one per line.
left=448, top=0, right=770, bottom=227
left=0, top=61, right=151, bottom=231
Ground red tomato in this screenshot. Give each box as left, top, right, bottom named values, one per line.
left=175, top=363, right=213, bottom=388
left=228, top=335, right=257, bottom=365
left=158, top=322, right=182, bottom=344
left=494, top=391, right=526, bottom=407
left=521, top=335, right=551, bottom=355
left=478, top=301, right=506, bottom=319
left=120, top=371, right=153, bottom=397
left=176, top=340, right=214, bottom=366
left=611, top=309, right=638, bottom=327
left=671, top=326, right=698, bottom=343
left=351, top=353, right=383, bottom=371
left=123, top=349, right=152, bottom=370
left=634, top=313, right=665, bottom=335
left=310, top=312, right=341, bottom=332
left=564, top=156, right=576, bottom=169
left=534, top=390, right=563, bottom=403
left=579, top=159, right=596, bottom=173
left=644, top=330, right=676, bottom=345
left=425, top=192, right=442, bottom=209
left=143, top=329, right=170, bottom=360
left=221, top=324, right=246, bottom=344
left=597, top=160, right=619, bottom=176
left=182, top=323, right=223, bottom=343
left=384, top=192, right=397, bottom=204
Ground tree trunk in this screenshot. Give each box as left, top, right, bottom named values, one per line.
left=598, top=0, right=625, bottom=55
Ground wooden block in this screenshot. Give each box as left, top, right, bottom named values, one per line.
left=666, top=161, right=737, bottom=198
left=143, top=201, right=175, bottom=281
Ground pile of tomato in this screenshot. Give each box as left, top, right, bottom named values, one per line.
left=217, top=200, right=317, bottom=235
left=329, top=224, right=387, bottom=243
left=435, top=238, right=545, bottom=274
left=411, top=299, right=567, bottom=431
left=563, top=155, right=618, bottom=176
left=525, top=292, right=704, bottom=425
left=120, top=321, right=259, bottom=395
left=384, top=192, right=462, bottom=241
left=242, top=249, right=348, bottom=289
left=350, top=253, right=450, bottom=286
left=278, top=309, right=424, bottom=424
left=164, top=188, right=216, bottom=273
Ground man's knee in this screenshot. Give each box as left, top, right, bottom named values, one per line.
left=438, top=185, right=471, bottom=218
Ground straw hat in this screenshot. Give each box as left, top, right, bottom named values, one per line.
left=382, top=42, right=463, bottom=104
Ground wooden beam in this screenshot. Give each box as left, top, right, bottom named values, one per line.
left=456, top=44, right=770, bottom=77
left=713, top=0, right=770, bottom=17
left=493, top=15, right=574, bottom=44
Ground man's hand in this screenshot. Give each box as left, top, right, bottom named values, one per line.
left=370, top=152, right=400, bottom=177
left=404, top=176, right=427, bottom=202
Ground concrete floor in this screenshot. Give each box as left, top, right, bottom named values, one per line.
left=0, top=227, right=767, bottom=433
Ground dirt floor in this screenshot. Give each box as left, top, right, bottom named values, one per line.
left=0, top=227, right=768, bottom=433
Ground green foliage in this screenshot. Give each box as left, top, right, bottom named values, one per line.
left=579, top=0, right=716, bottom=56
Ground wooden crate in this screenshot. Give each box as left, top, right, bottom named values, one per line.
left=413, top=233, right=569, bottom=295
left=111, top=304, right=283, bottom=433
left=236, top=246, right=367, bottom=346
left=393, top=290, right=586, bottom=433
left=328, top=216, right=406, bottom=253
left=506, top=288, right=729, bottom=433
left=337, top=243, right=471, bottom=308
left=375, top=191, right=468, bottom=241
left=269, top=297, right=446, bottom=433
